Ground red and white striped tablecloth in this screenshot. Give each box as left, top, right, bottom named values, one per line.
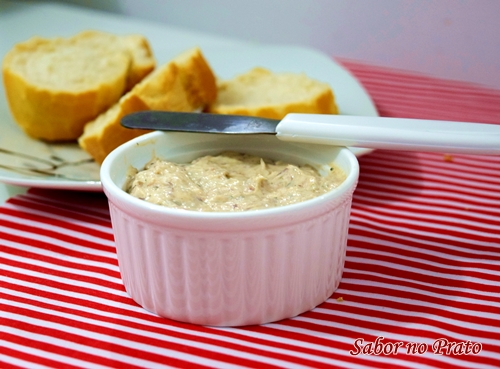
left=1, top=60, right=500, bottom=369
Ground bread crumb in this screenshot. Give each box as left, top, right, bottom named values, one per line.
left=443, top=154, right=453, bottom=162
left=336, top=297, right=344, bottom=302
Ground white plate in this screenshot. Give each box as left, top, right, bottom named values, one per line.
left=0, top=2, right=378, bottom=192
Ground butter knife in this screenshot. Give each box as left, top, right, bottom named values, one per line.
left=121, top=111, right=500, bottom=155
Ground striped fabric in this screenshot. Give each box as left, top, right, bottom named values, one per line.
left=1, top=60, right=500, bottom=369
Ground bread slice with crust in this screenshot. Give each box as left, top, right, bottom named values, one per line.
left=78, top=47, right=217, bottom=164
left=119, top=33, right=156, bottom=91
left=206, top=67, right=338, bottom=118
left=2, top=30, right=155, bottom=142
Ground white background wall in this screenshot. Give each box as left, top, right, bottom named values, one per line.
left=56, top=0, right=500, bottom=90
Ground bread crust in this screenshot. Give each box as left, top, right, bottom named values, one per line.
left=78, top=47, right=217, bottom=164
left=2, top=31, right=155, bottom=141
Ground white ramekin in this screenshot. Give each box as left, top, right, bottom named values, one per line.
left=100, top=131, right=359, bottom=326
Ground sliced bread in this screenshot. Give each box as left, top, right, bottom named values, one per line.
left=206, top=67, right=338, bottom=118
left=2, top=30, right=155, bottom=141
left=119, top=33, right=156, bottom=91
left=78, top=47, right=217, bottom=164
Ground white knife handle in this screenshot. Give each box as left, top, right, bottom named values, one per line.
left=276, top=114, right=500, bottom=155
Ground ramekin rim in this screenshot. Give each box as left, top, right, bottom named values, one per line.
left=100, top=131, right=360, bottom=220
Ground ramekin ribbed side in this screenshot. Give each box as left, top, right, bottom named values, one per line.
left=108, top=188, right=354, bottom=327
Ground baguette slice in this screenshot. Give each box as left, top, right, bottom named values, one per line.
left=120, top=33, right=156, bottom=91
left=78, top=47, right=217, bottom=164
left=2, top=30, right=155, bottom=141
left=206, top=67, right=338, bottom=118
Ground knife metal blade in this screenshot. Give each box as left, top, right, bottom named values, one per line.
left=121, top=111, right=279, bottom=134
